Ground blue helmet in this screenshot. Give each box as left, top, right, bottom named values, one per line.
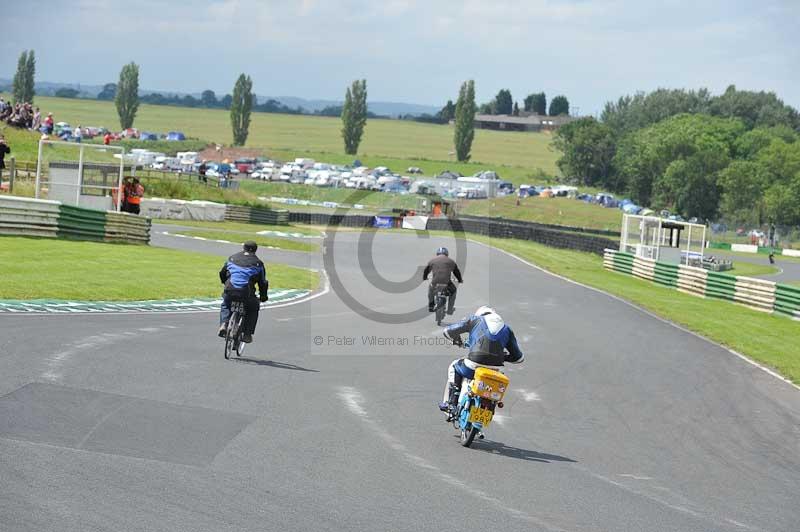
left=436, top=247, right=449, bottom=256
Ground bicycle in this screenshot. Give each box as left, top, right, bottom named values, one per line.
left=223, top=300, right=247, bottom=359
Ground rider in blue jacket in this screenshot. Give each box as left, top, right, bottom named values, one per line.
left=439, top=306, right=524, bottom=412
left=218, top=241, right=269, bottom=343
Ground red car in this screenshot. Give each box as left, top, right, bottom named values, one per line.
left=234, top=158, right=257, bottom=174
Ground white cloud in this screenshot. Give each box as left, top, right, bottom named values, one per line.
left=0, top=0, right=796, bottom=112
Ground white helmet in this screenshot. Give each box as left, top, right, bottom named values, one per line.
left=475, top=306, right=504, bottom=333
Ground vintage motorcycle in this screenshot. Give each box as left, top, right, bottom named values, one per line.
left=444, top=340, right=510, bottom=447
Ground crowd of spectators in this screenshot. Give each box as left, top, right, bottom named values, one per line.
left=0, top=98, right=52, bottom=134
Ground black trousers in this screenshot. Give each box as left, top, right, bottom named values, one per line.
left=428, top=282, right=456, bottom=312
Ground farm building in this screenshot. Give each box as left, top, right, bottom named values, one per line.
left=472, top=113, right=576, bottom=132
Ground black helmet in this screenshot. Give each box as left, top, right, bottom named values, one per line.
left=243, top=240, right=258, bottom=252
left=436, top=247, right=449, bottom=256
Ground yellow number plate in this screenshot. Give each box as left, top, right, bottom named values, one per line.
left=468, top=406, right=493, bottom=425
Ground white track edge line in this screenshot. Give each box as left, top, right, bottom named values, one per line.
left=470, top=239, right=800, bottom=392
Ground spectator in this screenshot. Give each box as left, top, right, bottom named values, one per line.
left=31, top=107, right=41, bottom=131
left=43, top=112, right=54, bottom=134
left=103, top=131, right=112, bottom=145
left=0, top=135, right=10, bottom=186
left=124, top=178, right=144, bottom=215
left=73, top=125, right=82, bottom=143
left=198, top=160, right=207, bottom=183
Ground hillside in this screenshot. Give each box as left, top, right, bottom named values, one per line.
left=3, top=95, right=559, bottom=179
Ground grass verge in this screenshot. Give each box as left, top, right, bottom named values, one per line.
left=464, top=234, right=800, bottom=383
left=173, top=230, right=318, bottom=252
left=0, top=236, right=319, bottom=300
left=729, top=262, right=781, bottom=277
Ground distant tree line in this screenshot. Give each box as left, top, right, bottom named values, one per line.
left=553, top=86, right=800, bottom=226
left=96, top=83, right=305, bottom=114
left=474, top=89, right=569, bottom=116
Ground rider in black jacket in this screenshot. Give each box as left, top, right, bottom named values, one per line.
left=218, top=241, right=269, bottom=343
left=423, top=247, right=463, bottom=314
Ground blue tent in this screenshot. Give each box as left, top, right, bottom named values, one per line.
left=166, top=131, right=186, bottom=141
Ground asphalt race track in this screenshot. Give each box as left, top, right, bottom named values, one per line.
left=2, top=229, right=799, bottom=532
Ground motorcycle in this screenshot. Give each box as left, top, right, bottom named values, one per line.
left=433, top=285, right=449, bottom=326
left=444, top=337, right=510, bottom=447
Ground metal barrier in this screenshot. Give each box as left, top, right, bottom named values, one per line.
left=603, top=249, right=796, bottom=320
left=0, top=195, right=150, bottom=244
left=427, top=217, right=617, bottom=255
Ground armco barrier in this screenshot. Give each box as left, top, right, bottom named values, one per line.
left=0, top=196, right=150, bottom=244
left=427, top=217, right=617, bottom=255
left=0, top=195, right=60, bottom=238
left=603, top=249, right=796, bottom=320
left=225, top=205, right=289, bottom=225
left=455, top=214, right=621, bottom=238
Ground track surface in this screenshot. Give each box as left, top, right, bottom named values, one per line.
left=2, top=230, right=799, bottom=532
left=709, top=249, right=800, bottom=283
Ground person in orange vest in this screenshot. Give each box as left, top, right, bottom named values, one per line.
left=125, top=178, right=144, bottom=215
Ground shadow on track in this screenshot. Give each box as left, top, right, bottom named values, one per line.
left=466, top=439, right=577, bottom=463
left=234, top=358, right=319, bottom=372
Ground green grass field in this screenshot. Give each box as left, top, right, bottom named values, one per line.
left=459, top=234, right=800, bottom=383
left=173, top=229, right=318, bottom=252
left=3, top=94, right=559, bottom=179
left=460, top=195, right=624, bottom=232
left=0, top=236, right=319, bottom=300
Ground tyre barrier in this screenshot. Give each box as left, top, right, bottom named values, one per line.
left=288, top=212, right=380, bottom=227
left=224, top=204, right=289, bottom=225
left=604, top=249, right=796, bottom=320
left=0, top=195, right=150, bottom=244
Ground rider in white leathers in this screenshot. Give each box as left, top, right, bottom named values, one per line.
left=440, top=306, right=524, bottom=411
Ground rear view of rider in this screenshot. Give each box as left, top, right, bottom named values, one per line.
left=439, top=306, right=524, bottom=412
left=218, top=241, right=269, bottom=343
left=423, top=247, right=463, bottom=315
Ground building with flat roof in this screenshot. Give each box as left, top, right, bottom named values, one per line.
left=472, top=113, right=576, bottom=132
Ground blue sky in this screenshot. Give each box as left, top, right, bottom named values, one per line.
left=2, top=0, right=798, bottom=114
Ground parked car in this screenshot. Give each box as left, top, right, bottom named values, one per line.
left=407, top=166, right=423, bottom=174
left=472, top=170, right=499, bottom=180
left=436, top=170, right=462, bottom=179
left=54, top=122, right=71, bottom=136
left=166, top=131, right=186, bottom=141
left=498, top=181, right=514, bottom=194
left=234, top=158, right=257, bottom=174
